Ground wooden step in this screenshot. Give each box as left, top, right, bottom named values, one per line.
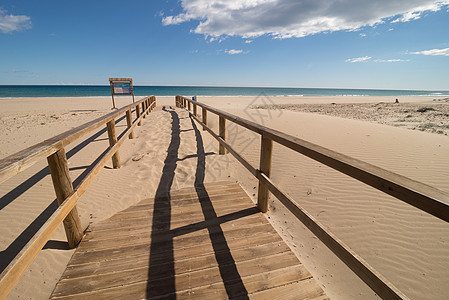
left=50, top=182, right=326, bottom=300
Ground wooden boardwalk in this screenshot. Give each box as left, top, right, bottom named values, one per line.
left=50, top=181, right=327, bottom=299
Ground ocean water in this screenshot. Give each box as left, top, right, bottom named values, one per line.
left=0, top=85, right=448, bottom=98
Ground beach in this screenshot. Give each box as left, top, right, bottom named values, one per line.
left=1, top=95, right=449, bottom=299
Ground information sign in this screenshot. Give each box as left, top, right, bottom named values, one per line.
left=109, top=78, right=135, bottom=108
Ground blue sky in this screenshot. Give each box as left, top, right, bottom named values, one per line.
left=0, top=0, right=448, bottom=90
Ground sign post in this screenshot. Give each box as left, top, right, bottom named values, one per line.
left=109, top=78, right=135, bottom=109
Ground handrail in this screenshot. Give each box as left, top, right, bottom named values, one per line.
left=0, top=97, right=151, bottom=185
left=176, top=95, right=449, bottom=300
left=0, top=96, right=156, bottom=299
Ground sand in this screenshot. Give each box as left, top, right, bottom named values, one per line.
left=1, top=95, right=448, bottom=299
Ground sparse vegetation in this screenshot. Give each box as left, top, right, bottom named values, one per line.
left=419, top=123, right=437, bottom=130
left=417, top=107, right=436, bottom=113
left=256, top=102, right=449, bottom=136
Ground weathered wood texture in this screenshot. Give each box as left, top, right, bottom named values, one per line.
left=47, top=148, right=83, bottom=248
left=219, top=116, right=226, bottom=155
left=50, top=182, right=327, bottom=300
left=125, top=109, right=135, bottom=139
left=106, top=119, right=121, bottom=169
left=257, top=135, right=273, bottom=213
left=202, top=107, right=207, bottom=131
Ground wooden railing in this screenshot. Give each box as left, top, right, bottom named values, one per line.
left=0, top=96, right=156, bottom=299
left=176, top=95, right=449, bottom=300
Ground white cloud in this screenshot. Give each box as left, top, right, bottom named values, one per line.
left=346, top=56, right=411, bottom=63
left=0, top=9, right=31, bottom=34
left=162, top=0, right=449, bottom=39
left=346, top=56, right=372, bottom=63
left=225, top=49, right=244, bottom=55
left=162, top=13, right=191, bottom=25
left=373, top=58, right=410, bottom=62
left=411, top=47, right=449, bottom=56
left=391, top=1, right=445, bottom=22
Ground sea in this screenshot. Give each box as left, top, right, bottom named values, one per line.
left=0, top=85, right=448, bottom=98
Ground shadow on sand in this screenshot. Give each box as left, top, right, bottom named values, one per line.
left=0, top=114, right=128, bottom=272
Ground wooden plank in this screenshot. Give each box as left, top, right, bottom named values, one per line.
left=0, top=140, right=62, bottom=185
left=109, top=78, right=132, bottom=82
left=51, top=261, right=310, bottom=300
left=67, top=230, right=282, bottom=266
left=125, top=109, right=135, bottom=139
left=122, top=193, right=249, bottom=212
left=105, top=201, right=252, bottom=222
left=89, top=206, right=260, bottom=234
left=247, top=278, right=327, bottom=300
left=77, top=223, right=275, bottom=253
left=202, top=107, right=207, bottom=131
left=61, top=240, right=289, bottom=279
left=257, top=134, right=273, bottom=213
left=135, top=102, right=141, bottom=126
left=85, top=213, right=265, bottom=241
left=106, top=119, right=121, bottom=169
left=47, top=148, right=83, bottom=248
left=175, top=264, right=312, bottom=300
left=141, top=102, right=146, bottom=119
left=154, top=186, right=246, bottom=201
left=117, top=192, right=251, bottom=214
left=219, top=116, right=226, bottom=155
left=139, top=184, right=247, bottom=202
left=52, top=250, right=298, bottom=297
left=82, top=215, right=269, bottom=248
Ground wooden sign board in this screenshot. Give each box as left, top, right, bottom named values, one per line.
left=109, top=78, right=135, bottom=108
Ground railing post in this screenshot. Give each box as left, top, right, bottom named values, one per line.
left=183, top=98, right=186, bottom=108
left=257, top=135, right=273, bottom=213
left=47, top=148, right=83, bottom=248
left=106, top=119, right=121, bottom=168
left=126, top=109, right=135, bottom=139
left=193, top=96, right=197, bottom=116
left=219, top=116, right=227, bottom=155
left=202, top=107, right=207, bottom=131
left=136, top=103, right=141, bottom=126
left=188, top=100, right=191, bottom=111
left=146, top=99, right=150, bottom=115
left=142, top=102, right=146, bottom=119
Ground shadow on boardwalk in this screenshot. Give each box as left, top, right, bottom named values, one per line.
left=146, top=106, right=249, bottom=299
